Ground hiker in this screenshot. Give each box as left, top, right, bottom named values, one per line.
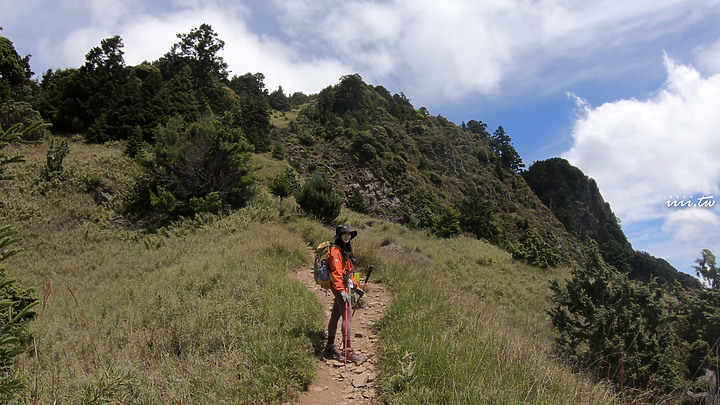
left=324, top=224, right=364, bottom=363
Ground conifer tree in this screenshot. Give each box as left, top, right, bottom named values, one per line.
left=82, top=35, right=128, bottom=141
left=694, top=249, right=718, bottom=289
left=134, top=113, right=256, bottom=223
left=269, top=168, right=299, bottom=216
left=433, top=206, right=461, bottom=238
left=268, top=86, right=291, bottom=111
left=294, top=175, right=342, bottom=223
left=549, top=241, right=682, bottom=393
left=490, top=126, right=524, bottom=172
left=347, top=188, right=370, bottom=214
left=0, top=123, right=38, bottom=401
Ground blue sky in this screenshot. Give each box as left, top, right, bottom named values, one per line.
left=3, top=0, right=720, bottom=275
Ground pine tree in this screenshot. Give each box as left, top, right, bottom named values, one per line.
left=694, top=249, right=719, bottom=289
left=135, top=113, right=256, bottom=223
left=0, top=123, right=39, bottom=401
left=490, top=126, right=524, bottom=172
left=347, top=188, right=370, bottom=214
left=549, top=241, right=682, bottom=393
left=268, top=86, right=291, bottom=111
left=294, top=175, right=342, bottom=223
left=269, top=168, right=300, bottom=216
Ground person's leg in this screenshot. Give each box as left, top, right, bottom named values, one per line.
left=325, top=292, right=343, bottom=354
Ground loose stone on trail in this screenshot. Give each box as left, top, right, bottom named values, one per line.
left=353, top=374, right=369, bottom=388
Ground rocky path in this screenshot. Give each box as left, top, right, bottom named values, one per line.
left=290, top=264, right=392, bottom=404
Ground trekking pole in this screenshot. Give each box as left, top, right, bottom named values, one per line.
left=344, top=299, right=349, bottom=368
left=343, top=269, right=350, bottom=368
left=352, top=265, right=374, bottom=316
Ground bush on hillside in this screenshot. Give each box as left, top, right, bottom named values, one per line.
left=130, top=113, right=256, bottom=225
left=41, top=137, right=70, bottom=182
left=432, top=206, right=461, bottom=238
left=549, top=242, right=684, bottom=396
left=458, top=188, right=501, bottom=243
left=269, top=168, right=300, bottom=216
left=347, top=188, right=369, bottom=214
left=294, top=175, right=342, bottom=223
left=0, top=101, right=50, bottom=141
left=0, top=265, right=37, bottom=402
left=510, top=227, right=561, bottom=268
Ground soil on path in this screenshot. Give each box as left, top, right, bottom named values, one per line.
left=290, top=264, right=392, bottom=404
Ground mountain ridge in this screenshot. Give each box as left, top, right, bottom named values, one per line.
left=267, top=75, right=692, bottom=285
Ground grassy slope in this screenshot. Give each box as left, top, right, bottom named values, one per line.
left=269, top=104, right=582, bottom=266
left=0, top=140, right=615, bottom=403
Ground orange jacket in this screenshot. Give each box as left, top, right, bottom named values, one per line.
left=328, top=245, right=357, bottom=293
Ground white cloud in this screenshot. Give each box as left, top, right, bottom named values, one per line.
left=563, top=56, right=720, bottom=271
left=663, top=209, right=719, bottom=243
left=7, top=0, right=720, bottom=104
left=86, top=0, right=136, bottom=28
left=33, top=2, right=349, bottom=95
left=59, top=28, right=113, bottom=69
left=696, top=37, right=720, bottom=75
left=565, top=55, right=720, bottom=219
left=264, top=0, right=720, bottom=102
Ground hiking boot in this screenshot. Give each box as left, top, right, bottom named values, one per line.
left=345, top=348, right=367, bottom=366
left=323, top=344, right=342, bottom=359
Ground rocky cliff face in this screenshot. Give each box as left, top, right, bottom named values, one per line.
left=524, top=157, right=699, bottom=287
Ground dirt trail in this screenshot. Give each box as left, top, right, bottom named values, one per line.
left=290, top=264, right=392, bottom=404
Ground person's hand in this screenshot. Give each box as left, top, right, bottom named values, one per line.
left=355, top=288, right=365, bottom=298
left=341, top=291, right=350, bottom=303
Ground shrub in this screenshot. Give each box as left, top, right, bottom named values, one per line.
left=269, top=168, right=299, bottom=203
left=0, top=101, right=50, bottom=141
left=269, top=168, right=299, bottom=216
left=134, top=113, right=256, bottom=222
left=549, top=243, right=683, bottom=394
left=270, top=142, right=286, bottom=160
left=84, top=172, right=104, bottom=191
left=0, top=265, right=37, bottom=402
left=294, top=175, right=342, bottom=223
left=358, top=143, right=378, bottom=161
left=149, top=185, right=177, bottom=214
left=124, top=126, right=143, bottom=159
left=42, top=137, right=70, bottom=181
left=511, top=227, right=561, bottom=268
left=190, top=191, right=222, bottom=214
left=432, top=207, right=461, bottom=238
left=459, top=190, right=501, bottom=244
left=347, top=188, right=370, bottom=214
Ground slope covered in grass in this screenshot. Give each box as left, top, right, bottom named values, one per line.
left=351, top=221, right=616, bottom=403
left=0, top=140, right=615, bottom=403
left=1, top=141, right=326, bottom=403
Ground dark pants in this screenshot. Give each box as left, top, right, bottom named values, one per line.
left=327, top=290, right=352, bottom=348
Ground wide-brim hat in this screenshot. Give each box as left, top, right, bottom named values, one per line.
left=335, top=224, right=358, bottom=240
